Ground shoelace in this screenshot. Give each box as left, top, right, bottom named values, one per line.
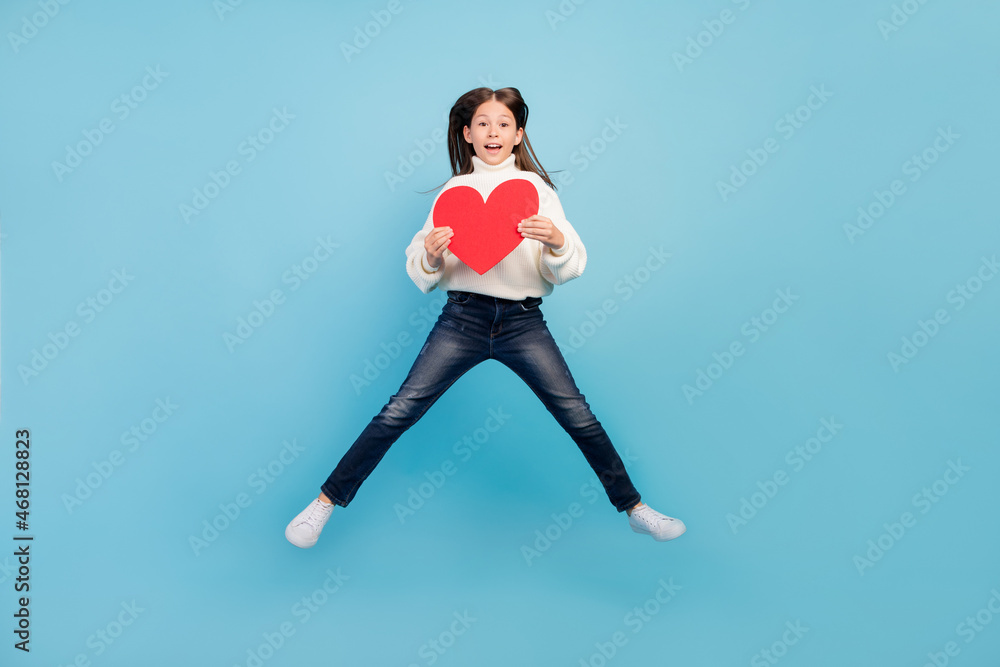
left=633, top=505, right=672, bottom=526
left=302, top=501, right=333, bottom=528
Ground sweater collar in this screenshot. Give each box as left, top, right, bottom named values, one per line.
left=471, top=153, right=517, bottom=174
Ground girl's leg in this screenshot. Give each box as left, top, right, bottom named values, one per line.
left=320, top=294, right=490, bottom=507
left=493, top=298, right=642, bottom=513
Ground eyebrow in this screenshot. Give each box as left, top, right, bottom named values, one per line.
left=474, top=113, right=513, bottom=121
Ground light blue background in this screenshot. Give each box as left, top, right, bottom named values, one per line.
left=2, top=0, right=999, bottom=665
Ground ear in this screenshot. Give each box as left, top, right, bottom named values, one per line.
left=463, top=126, right=472, bottom=143
left=514, top=127, right=524, bottom=145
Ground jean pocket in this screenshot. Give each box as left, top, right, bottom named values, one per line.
left=447, top=291, right=473, bottom=305
left=519, top=296, right=543, bottom=311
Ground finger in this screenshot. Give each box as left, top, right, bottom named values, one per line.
left=520, top=229, right=551, bottom=241
left=521, top=215, right=552, bottom=227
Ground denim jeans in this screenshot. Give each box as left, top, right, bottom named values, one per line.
left=321, top=290, right=642, bottom=512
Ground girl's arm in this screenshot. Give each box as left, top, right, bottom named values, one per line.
left=405, top=206, right=445, bottom=293
left=536, top=185, right=587, bottom=285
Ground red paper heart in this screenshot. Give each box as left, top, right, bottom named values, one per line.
left=432, top=179, right=540, bottom=275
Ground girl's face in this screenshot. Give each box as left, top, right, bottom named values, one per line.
left=463, top=99, right=523, bottom=165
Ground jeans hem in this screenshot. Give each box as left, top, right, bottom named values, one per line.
left=616, top=494, right=642, bottom=513
left=319, top=484, right=349, bottom=508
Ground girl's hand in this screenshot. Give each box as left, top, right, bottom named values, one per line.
left=518, top=215, right=565, bottom=251
left=424, top=226, right=453, bottom=269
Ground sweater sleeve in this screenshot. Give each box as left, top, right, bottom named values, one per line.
left=405, top=193, right=445, bottom=294
left=537, top=183, right=587, bottom=285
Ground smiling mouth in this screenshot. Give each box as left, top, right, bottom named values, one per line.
left=485, top=143, right=502, bottom=152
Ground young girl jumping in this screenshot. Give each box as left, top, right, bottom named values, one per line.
left=285, top=86, right=685, bottom=548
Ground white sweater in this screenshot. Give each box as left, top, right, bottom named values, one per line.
left=404, top=154, right=587, bottom=299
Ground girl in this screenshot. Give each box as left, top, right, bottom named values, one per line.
left=285, top=87, right=685, bottom=548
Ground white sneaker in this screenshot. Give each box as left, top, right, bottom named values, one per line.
left=285, top=498, right=334, bottom=548
left=628, top=503, right=686, bottom=541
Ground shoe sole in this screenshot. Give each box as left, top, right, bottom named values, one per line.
left=285, top=524, right=318, bottom=549
left=631, top=522, right=686, bottom=541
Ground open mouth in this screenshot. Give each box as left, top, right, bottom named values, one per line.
left=485, top=143, right=502, bottom=154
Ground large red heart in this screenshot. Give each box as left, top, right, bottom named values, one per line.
left=432, top=179, right=539, bottom=275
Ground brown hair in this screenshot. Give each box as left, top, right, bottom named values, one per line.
left=420, top=87, right=558, bottom=194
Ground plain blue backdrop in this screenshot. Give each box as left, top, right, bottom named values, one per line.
left=2, top=0, right=999, bottom=665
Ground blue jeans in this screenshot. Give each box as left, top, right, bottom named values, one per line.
left=321, top=290, right=642, bottom=512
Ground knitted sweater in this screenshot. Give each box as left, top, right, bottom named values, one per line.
left=404, top=153, right=587, bottom=299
